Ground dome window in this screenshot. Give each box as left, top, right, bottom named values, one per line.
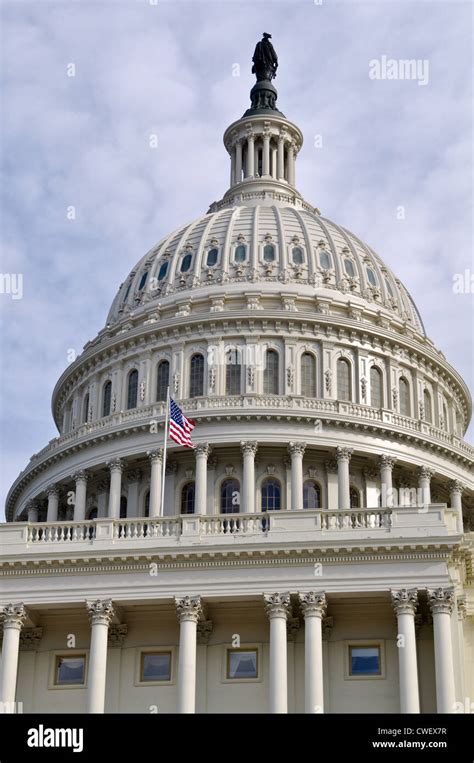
left=344, top=259, right=356, bottom=278
left=263, top=244, right=275, bottom=262
left=319, top=250, right=331, bottom=270
left=366, top=267, right=377, bottom=286
left=261, top=479, right=281, bottom=511
left=138, top=271, right=148, bottom=291
left=122, top=282, right=132, bottom=303
left=127, top=369, right=138, bottom=410
left=158, top=262, right=169, bottom=281
left=303, top=481, right=321, bottom=509
left=234, top=244, right=246, bottom=263
left=385, top=279, right=394, bottom=298
left=181, top=483, right=195, bottom=515
left=206, top=248, right=219, bottom=267
left=292, top=246, right=304, bottom=264
left=180, top=254, right=192, bottom=273
left=102, top=381, right=112, bottom=417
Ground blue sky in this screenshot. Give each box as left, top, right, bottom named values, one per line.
left=0, top=0, right=472, bottom=518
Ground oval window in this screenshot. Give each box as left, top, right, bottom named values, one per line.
left=206, top=248, right=218, bottom=267
left=158, top=261, right=169, bottom=281
left=181, top=253, right=192, bottom=272
left=344, top=259, right=356, bottom=278
left=234, top=244, right=246, bottom=263
left=292, top=247, right=304, bottom=264
left=138, top=271, right=148, bottom=290
left=320, top=250, right=331, bottom=270
left=263, top=244, right=275, bottom=262
left=122, top=282, right=132, bottom=303
left=366, top=267, right=377, bottom=286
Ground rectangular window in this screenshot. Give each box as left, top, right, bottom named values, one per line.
left=140, top=651, right=172, bottom=682
left=349, top=645, right=381, bottom=676
left=55, top=655, right=86, bottom=686
left=226, top=649, right=258, bottom=680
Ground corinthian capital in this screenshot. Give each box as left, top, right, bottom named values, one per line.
left=106, top=458, right=123, bottom=474
left=263, top=592, right=292, bottom=620
left=298, top=591, right=327, bottom=619
left=1, top=603, right=26, bottom=630
left=288, top=441, right=307, bottom=457
left=427, top=587, right=455, bottom=616
left=175, top=595, right=202, bottom=624
left=336, top=447, right=353, bottom=463
left=417, top=466, right=434, bottom=481
left=147, top=449, right=163, bottom=465
left=240, top=441, right=258, bottom=457
left=86, top=599, right=114, bottom=627
left=195, top=443, right=211, bottom=459
left=72, top=470, right=89, bottom=483
left=391, top=588, right=418, bottom=616
left=380, top=455, right=397, bottom=470
left=46, top=484, right=60, bottom=498
left=448, top=480, right=464, bottom=495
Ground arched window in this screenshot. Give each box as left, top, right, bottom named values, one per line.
left=181, top=483, right=195, bottom=514
left=349, top=487, right=360, bottom=509
left=158, top=261, right=169, bottom=281
left=337, top=358, right=351, bottom=401
left=189, top=354, right=204, bottom=398
left=220, top=479, right=240, bottom=514
left=144, top=491, right=150, bottom=518
left=180, top=254, right=192, bottom=273
left=399, top=377, right=410, bottom=416
left=303, top=481, right=321, bottom=509
left=87, top=507, right=98, bottom=520
left=319, top=250, right=331, bottom=270
left=344, top=259, right=356, bottom=278
left=366, top=267, right=377, bottom=286
left=138, top=271, right=148, bottom=290
left=263, top=244, right=275, bottom=262
left=156, top=360, right=169, bottom=402
left=301, top=353, right=316, bottom=397
left=370, top=366, right=383, bottom=408
left=82, top=393, right=89, bottom=424
left=225, top=351, right=241, bottom=396
left=423, top=389, right=432, bottom=423
left=443, top=400, right=449, bottom=432
left=120, top=496, right=127, bottom=519
left=261, top=479, right=281, bottom=511
left=292, top=246, right=304, bottom=264
left=102, top=381, right=112, bottom=417
left=127, top=369, right=138, bottom=410
left=264, top=349, right=279, bottom=394
left=206, top=248, right=218, bottom=267
left=234, top=244, right=246, bottom=263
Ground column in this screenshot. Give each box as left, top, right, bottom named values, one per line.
left=428, top=588, right=456, bottom=713
left=391, top=589, right=420, bottom=713
left=277, top=135, right=285, bottom=179
left=195, top=444, right=210, bottom=515
left=72, top=470, right=89, bottom=521
left=246, top=134, right=255, bottom=177
left=263, top=129, right=270, bottom=176
left=175, top=595, right=202, bottom=713
left=264, top=593, right=291, bottom=713
left=46, top=485, right=60, bottom=522
left=299, top=592, right=327, bottom=713
left=86, top=599, right=114, bottom=714
left=418, top=466, right=434, bottom=507
left=235, top=140, right=242, bottom=183
left=126, top=470, right=142, bottom=517
left=0, top=603, right=26, bottom=710
left=288, top=442, right=306, bottom=510
left=26, top=500, right=38, bottom=523
left=287, top=142, right=295, bottom=185
left=106, top=459, right=123, bottom=519
left=379, top=455, right=396, bottom=508
left=147, top=450, right=163, bottom=517
left=230, top=146, right=235, bottom=186
left=449, top=480, right=464, bottom=512
left=336, top=447, right=353, bottom=509
left=241, top=441, right=258, bottom=513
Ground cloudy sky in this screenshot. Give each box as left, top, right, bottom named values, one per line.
left=0, top=0, right=472, bottom=518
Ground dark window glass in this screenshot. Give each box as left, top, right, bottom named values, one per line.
left=234, top=244, right=246, bottom=263
left=370, top=367, right=383, bottom=408
left=263, top=244, right=275, bottom=262
left=156, top=360, right=169, bottom=401
left=158, top=262, right=169, bottom=281
left=261, top=479, right=281, bottom=511
left=206, top=248, right=218, bottom=267
left=423, top=390, right=432, bottom=423
left=141, top=652, right=171, bottom=682
left=55, top=656, right=85, bottom=685
left=349, top=646, right=381, bottom=676
left=88, top=507, right=98, bottom=520
left=144, top=491, right=150, bottom=518
left=292, top=246, right=304, bottom=264
left=138, top=271, right=148, bottom=290
left=120, top=496, right=128, bottom=519
left=264, top=350, right=279, bottom=394
left=122, top=282, right=132, bottom=303
left=181, top=254, right=192, bottom=272
left=181, top=483, right=195, bottom=514
left=349, top=487, right=360, bottom=508
left=227, top=650, right=258, bottom=680
left=127, top=369, right=138, bottom=409
left=226, top=354, right=241, bottom=396
left=220, top=479, right=240, bottom=514
left=102, top=381, right=112, bottom=417
left=399, top=377, right=410, bottom=416
left=189, top=354, right=204, bottom=398
left=337, top=359, right=351, bottom=401
left=82, top=393, right=89, bottom=424
left=301, top=353, right=316, bottom=397
left=345, top=259, right=356, bottom=278
left=366, top=267, right=377, bottom=286
left=320, top=250, right=331, bottom=270
left=303, top=481, right=321, bottom=509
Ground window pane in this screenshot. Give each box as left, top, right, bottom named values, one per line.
left=181, top=483, right=195, bottom=514
left=261, top=479, right=281, bottom=511
left=181, top=254, right=192, bottom=272
left=349, top=487, right=360, bottom=508
left=156, top=360, right=169, bottom=401
left=228, top=650, right=258, bottom=679
left=234, top=244, right=246, bottom=263
left=122, top=282, right=132, bottom=303
left=303, top=481, right=321, bottom=509
left=127, top=370, right=138, bottom=409
left=158, top=262, right=169, bottom=281
left=102, top=381, right=112, bottom=417
left=120, top=496, right=127, bottom=519
left=264, top=350, right=279, bottom=394
left=138, top=271, right=148, bottom=290
left=370, top=367, right=382, bottom=408
left=301, top=353, right=316, bottom=397
left=385, top=278, right=394, bottom=298
left=56, top=656, right=85, bottom=685
left=263, top=244, right=275, bottom=262
left=344, top=259, right=356, bottom=278
left=423, top=390, right=432, bottom=423
left=337, top=359, right=351, bottom=401
left=292, top=246, right=303, bottom=264
left=82, top=394, right=89, bottom=424
left=141, top=652, right=171, bottom=682
left=320, top=250, right=331, bottom=270
left=349, top=646, right=380, bottom=676
left=366, top=267, right=377, bottom=286
left=189, top=354, right=204, bottom=398
left=207, top=248, right=218, bottom=267
left=221, top=479, right=240, bottom=513
left=226, top=360, right=241, bottom=395
left=399, top=377, right=410, bottom=416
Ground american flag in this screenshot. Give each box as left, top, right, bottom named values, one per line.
left=169, top=398, right=196, bottom=448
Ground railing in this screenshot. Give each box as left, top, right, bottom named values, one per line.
left=27, top=522, right=97, bottom=543
left=112, top=518, right=180, bottom=539
left=200, top=513, right=270, bottom=535
left=318, top=508, right=392, bottom=530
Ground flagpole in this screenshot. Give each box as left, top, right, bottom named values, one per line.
left=160, top=386, right=170, bottom=515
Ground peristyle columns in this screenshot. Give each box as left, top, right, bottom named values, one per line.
left=147, top=450, right=163, bottom=517
left=391, top=588, right=420, bottom=713
left=299, top=592, right=327, bottom=713
left=106, top=459, right=123, bottom=519
left=288, top=442, right=306, bottom=510
left=46, top=485, right=60, bottom=522
left=86, top=599, right=114, bottom=713
left=418, top=466, right=434, bottom=507
left=336, top=447, right=353, bottom=509
left=379, top=455, right=396, bottom=507
left=72, top=470, right=89, bottom=521
left=194, top=444, right=210, bottom=515
left=26, top=500, right=38, bottom=523
left=241, top=441, right=258, bottom=513
left=176, top=595, right=202, bottom=713
left=0, top=603, right=26, bottom=710
left=428, top=587, right=456, bottom=713
left=264, top=592, right=291, bottom=713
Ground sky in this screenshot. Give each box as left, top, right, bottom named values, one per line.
left=0, top=0, right=472, bottom=519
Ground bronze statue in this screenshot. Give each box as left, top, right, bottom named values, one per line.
left=252, top=33, right=278, bottom=81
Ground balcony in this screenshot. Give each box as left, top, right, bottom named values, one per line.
left=0, top=506, right=460, bottom=561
